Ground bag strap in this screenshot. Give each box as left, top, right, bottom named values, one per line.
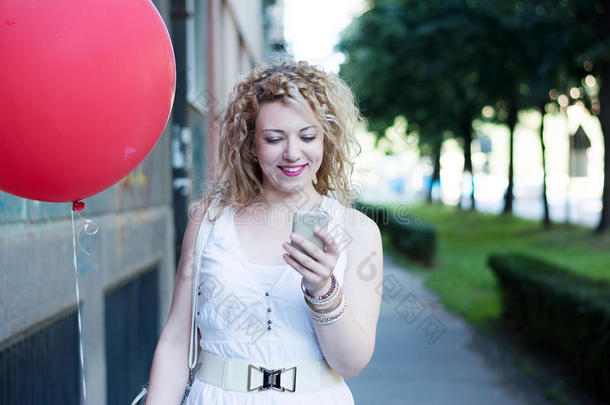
left=188, top=200, right=218, bottom=370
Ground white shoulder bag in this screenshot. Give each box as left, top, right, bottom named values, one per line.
left=131, top=201, right=218, bottom=405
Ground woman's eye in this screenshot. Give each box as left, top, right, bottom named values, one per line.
left=265, top=136, right=316, bottom=144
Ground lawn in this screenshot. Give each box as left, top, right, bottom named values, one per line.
left=381, top=202, right=610, bottom=329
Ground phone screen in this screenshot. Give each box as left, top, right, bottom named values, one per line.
left=291, top=210, right=329, bottom=254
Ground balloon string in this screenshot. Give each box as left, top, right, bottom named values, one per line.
left=71, top=200, right=88, bottom=404
left=77, top=218, right=99, bottom=257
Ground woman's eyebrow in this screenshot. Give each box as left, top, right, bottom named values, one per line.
left=261, top=125, right=317, bottom=134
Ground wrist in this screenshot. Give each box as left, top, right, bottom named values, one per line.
left=304, top=276, right=333, bottom=299
left=302, top=274, right=347, bottom=325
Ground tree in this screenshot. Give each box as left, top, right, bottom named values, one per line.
left=484, top=1, right=574, bottom=226
left=339, top=0, right=496, bottom=210
left=340, top=0, right=610, bottom=233
left=516, top=3, right=574, bottom=228
left=555, top=0, right=610, bottom=233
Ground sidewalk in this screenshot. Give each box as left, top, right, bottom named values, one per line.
left=345, top=253, right=551, bottom=405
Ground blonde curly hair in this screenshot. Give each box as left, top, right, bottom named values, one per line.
left=198, top=58, right=362, bottom=220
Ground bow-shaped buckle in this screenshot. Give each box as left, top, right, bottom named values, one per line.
left=247, top=364, right=297, bottom=392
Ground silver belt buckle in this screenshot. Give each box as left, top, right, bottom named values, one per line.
left=247, top=364, right=297, bottom=392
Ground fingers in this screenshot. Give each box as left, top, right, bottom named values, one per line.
left=312, top=226, right=340, bottom=257
left=283, top=228, right=341, bottom=292
left=282, top=240, right=325, bottom=275
left=282, top=251, right=327, bottom=288
left=289, top=227, right=338, bottom=266
left=282, top=251, right=313, bottom=276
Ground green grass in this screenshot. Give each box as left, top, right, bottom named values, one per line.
left=381, top=202, right=610, bottom=329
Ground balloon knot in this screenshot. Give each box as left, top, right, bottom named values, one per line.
left=72, top=201, right=85, bottom=211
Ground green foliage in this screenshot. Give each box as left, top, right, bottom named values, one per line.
left=553, top=0, right=610, bottom=75
left=339, top=0, right=517, bottom=148
left=339, top=0, right=608, bottom=128
left=341, top=0, right=610, bottom=229
left=489, top=253, right=610, bottom=401
left=383, top=202, right=610, bottom=327
left=387, top=221, right=436, bottom=266
left=354, top=200, right=437, bottom=266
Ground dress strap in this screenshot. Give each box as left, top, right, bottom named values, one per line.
left=191, top=201, right=219, bottom=369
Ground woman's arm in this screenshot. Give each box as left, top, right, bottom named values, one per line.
left=284, top=208, right=384, bottom=379
left=145, top=200, right=210, bottom=405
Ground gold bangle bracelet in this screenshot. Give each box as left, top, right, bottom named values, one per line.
left=305, top=288, right=343, bottom=314
left=311, top=304, right=347, bottom=324
left=309, top=296, right=346, bottom=320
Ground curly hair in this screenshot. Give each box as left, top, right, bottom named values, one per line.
left=198, top=58, right=363, bottom=221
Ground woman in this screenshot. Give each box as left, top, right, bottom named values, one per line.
left=145, top=59, right=383, bottom=404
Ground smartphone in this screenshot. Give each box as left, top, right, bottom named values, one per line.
left=291, top=210, right=329, bottom=255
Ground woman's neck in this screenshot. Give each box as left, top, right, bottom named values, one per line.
left=255, top=188, right=322, bottom=210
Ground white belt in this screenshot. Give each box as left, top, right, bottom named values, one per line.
left=196, top=351, right=344, bottom=393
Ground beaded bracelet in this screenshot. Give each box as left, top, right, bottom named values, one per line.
left=301, top=274, right=336, bottom=301
left=305, top=285, right=341, bottom=311
left=312, top=307, right=346, bottom=325
left=311, top=302, right=347, bottom=325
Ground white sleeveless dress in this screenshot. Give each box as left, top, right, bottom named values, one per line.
left=185, top=195, right=355, bottom=404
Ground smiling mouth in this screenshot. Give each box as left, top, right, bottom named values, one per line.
left=278, top=164, right=307, bottom=176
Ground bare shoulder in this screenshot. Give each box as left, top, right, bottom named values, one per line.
left=181, top=199, right=213, bottom=253
left=343, top=206, right=381, bottom=243
left=190, top=198, right=212, bottom=221
left=340, top=205, right=382, bottom=264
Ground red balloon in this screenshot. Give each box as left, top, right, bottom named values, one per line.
left=0, top=0, right=176, bottom=202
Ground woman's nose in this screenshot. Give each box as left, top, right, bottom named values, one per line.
left=282, top=137, right=299, bottom=161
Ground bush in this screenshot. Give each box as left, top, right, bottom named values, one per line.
left=488, top=253, right=610, bottom=401
left=355, top=200, right=436, bottom=266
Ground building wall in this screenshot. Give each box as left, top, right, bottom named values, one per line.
left=171, top=0, right=264, bottom=264
left=0, top=1, right=174, bottom=404
left=0, top=0, right=271, bottom=403
left=202, top=0, right=263, bottom=181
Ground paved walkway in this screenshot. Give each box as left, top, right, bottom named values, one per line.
left=345, top=253, right=550, bottom=405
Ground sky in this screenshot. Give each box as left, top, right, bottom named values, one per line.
left=283, top=0, right=366, bottom=73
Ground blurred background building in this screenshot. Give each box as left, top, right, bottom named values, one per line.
left=0, top=1, right=285, bottom=404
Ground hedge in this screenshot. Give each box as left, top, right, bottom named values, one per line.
left=354, top=200, right=436, bottom=266
left=488, top=253, right=610, bottom=401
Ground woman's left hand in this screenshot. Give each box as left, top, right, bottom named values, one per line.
left=282, top=226, right=340, bottom=296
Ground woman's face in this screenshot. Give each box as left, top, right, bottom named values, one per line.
left=253, top=99, right=324, bottom=197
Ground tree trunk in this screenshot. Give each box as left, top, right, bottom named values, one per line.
left=538, top=104, right=551, bottom=229
left=503, top=100, right=518, bottom=214
left=459, top=121, right=475, bottom=211
left=596, top=61, right=610, bottom=234
left=427, top=142, right=441, bottom=203
left=466, top=122, right=476, bottom=210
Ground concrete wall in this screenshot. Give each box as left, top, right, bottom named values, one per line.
left=200, top=0, right=263, bottom=183
left=0, top=1, right=174, bottom=404
left=0, top=0, right=271, bottom=403
left=182, top=0, right=263, bottom=194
